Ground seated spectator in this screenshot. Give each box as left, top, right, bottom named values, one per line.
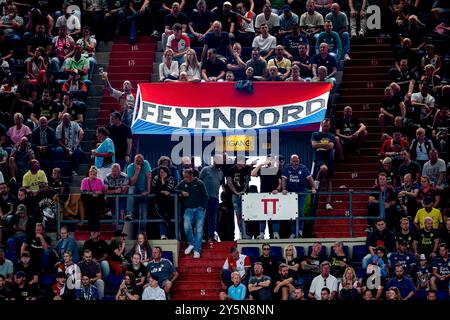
left=180, top=48, right=201, bottom=82
left=219, top=271, right=247, bottom=300
left=397, top=148, right=422, bottom=184
left=285, top=64, right=306, bottom=81
left=57, top=250, right=81, bottom=300
left=315, top=20, right=342, bottom=60
left=308, top=261, right=338, bottom=300
left=400, top=15, right=426, bottom=54
left=235, top=2, right=255, bottom=47
left=147, top=246, right=178, bottom=295
left=26, top=47, right=47, bottom=86
left=48, top=167, right=69, bottom=194
left=80, top=166, right=104, bottom=232
left=389, top=59, right=416, bottom=96
left=200, top=20, right=233, bottom=62
left=397, top=174, right=420, bottom=218
left=7, top=113, right=32, bottom=147
left=92, top=127, right=115, bottom=169
left=256, top=243, right=279, bottom=279
left=22, top=159, right=47, bottom=195
left=9, top=271, right=38, bottom=300
left=0, top=5, right=24, bottom=44
left=5, top=204, right=33, bottom=263
left=415, top=217, right=440, bottom=262
left=61, top=70, right=88, bottom=103
left=108, top=230, right=128, bottom=276
left=8, top=137, right=34, bottom=184
left=363, top=217, right=396, bottom=264
left=325, top=3, right=351, bottom=61
left=221, top=247, right=251, bottom=289
left=166, top=23, right=190, bottom=65
left=284, top=25, right=309, bottom=60
left=127, top=233, right=152, bottom=267
left=201, top=48, right=226, bottom=82
left=416, top=175, right=440, bottom=208
left=417, top=253, right=432, bottom=290
left=30, top=90, right=60, bottom=129
left=31, top=116, right=56, bottom=165
left=0, top=248, right=13, bottom=285
left=278, top=5, right=299, bottom=39
left=385, top=286, right=402, bottom=300
left=188, top=0, right=214, bottom=47
left=247, top=262, right=272, bottom=300
left=268, top=45, right=292, bottom=80
left=328, top=241, right=351, bottom=278
left=50, top=25, right=75, bottom=79
left=299, top=242, right=324, bottom=288
left=338, top=267, right=361, bottom=301
left=386, top=265, right=416, bottom=300
left=379, top=87, right=406, bottom=134
left=255, top=3, right=280, bottom=35
left=389, top=237, right=417, bottom=275
left=252, top=23, right=277, bottom=60
left=26, top=24, right=52, bottom=60
left=151, top=166, right=176, bottom=240
left=82, top=231, right=110, bottom=278
left=126, top=154, right=152, bottom=221
left=333, top=106, right=367, bottom=160
left=21, top=222, right=54, bottom=273
left=422, top=149, right=446, bottom=189
left=299, top=0, right=324, bottom=43
left=311, top=43, right=337, bottom=84
left=246, top=48, right=268, bottom=78
left=367, top=173, right=398, bottom=229
left=55, top=3, right=81, bottom=39
left=142, top=274, right=166, bottom=300
left=414, top=196, right=443, bottom=230
left=76, top=26, right=97, bottom=80
left=410, top=127, right=434, bottom=168
left=272, top=263, right=295, bottom=300
left=76, top=273, right=99, bottom=300
left=292, top=44, right=313, bottom=80
left=430, top=243, right=449, bottom=291
left=380, top=131, right=410, bottom=166
left=266, top=65, right=283, bottom=81
left=104, top=163, right=129, bottom=220
left=54, top=225, right=80, bottom=266
left=126, top=252, right=148, bottom=288
left=15, top=251, right=39, bottom=289
left=115, top=271, right=140, bottom=300
left=64, top=44, right=91, bottom=85
left=226, top=42, right=246, bottom=81
left=159, top=49, right=179, bottom=82
left=162, top=2, right=188, bottom=49
left=55, top=113, right=84, bottom=175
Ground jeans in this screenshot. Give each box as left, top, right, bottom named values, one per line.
left=108, top=196, right=127, bottom=217
left=100, top=260, right=110, bottom=278
left=183, top=207, right=206, bottom=253
left=7, top=233, right=27, bottom=262
left=126, top=186, right=149, bottom=219
left=340, top=32, right=350, bottom=58
left=291, top=193, right=306, bottom=236
left=260, top=220, right=280, bottom=234
left=49, top=57, right=66, bottom=79
left=206, top=197, right=219, bottom=240
left=88, top=57, right=97, bottom=80
left=95, top=279, right=105, bottom=300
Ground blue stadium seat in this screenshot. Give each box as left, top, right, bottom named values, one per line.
left=352, top=245, right=368, bottom=265
left=330, top=245, right=350, bottom=257
left=415, top=289, right=427, bottom=300
left=270, top=246, right=282, bottom=261
left=355, top=267, right=366, bottom=279
left=39, top=274, right=56, bottom=289
left=307, top=245, right=327, bottom=259
left=437, top=290, right=449, bottom=301
left=102, top=295, right=116, bottom=301
left=162, top=251, right=174, bottom=263
left=295, top=246, right=305, bottom=259
left=105, top=274, right=123, bottom=292
left=241, top=247, right=260, bottom=264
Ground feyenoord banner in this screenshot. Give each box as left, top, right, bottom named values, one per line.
left=131, top=82, right=332, bottom=135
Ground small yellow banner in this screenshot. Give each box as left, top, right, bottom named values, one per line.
left=217, top=136, right=255, bottom=151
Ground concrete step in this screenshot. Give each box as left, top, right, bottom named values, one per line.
left=344, top=65, right=390, bottom=74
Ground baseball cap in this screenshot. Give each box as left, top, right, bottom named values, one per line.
left=17, top=204, right=27, bottom=212
left=113, top=230, right=127, bottom=237
left=15, top=271, right=26, bottom=278
left=223, top=1, right=232, bottom=6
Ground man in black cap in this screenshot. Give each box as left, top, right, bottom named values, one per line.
left=9, top=271, right=38, bottom=300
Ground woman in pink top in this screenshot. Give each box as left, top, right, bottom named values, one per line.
left=80, top=166, right=105, bottom=231
left=7, top=113, right=32, bottom=145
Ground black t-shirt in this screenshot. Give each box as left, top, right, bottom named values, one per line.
left=283, top=34, right=309, bottom=57
left=107, top=123, right=132, bottom=160
left=381, top=95, right=402, bottom=117
left=297, top=55, right=313, bottom=78
left=0, top=37, right=13, bottom=58
left=416, top=229, right=440, bottom=258
left=440, top=229, right=450, bottom=248
left=256, top=255, right=279, bottom=279
left=32, top=100, right=60, bottom=119
left=299, top=255, right=323, bottom=277
left=15, top=262, right=39, bottom=284
left=109, top=241, right=125, bottom=262
left=24, top=234, right=52, bottom=263
left=165, top=13, right=188, bottom=28
left=334, top=117, right=360, bottom=136
left=9, top=283, right=39, bottom=301
left=82, top=239, right=109, bottom=260
left=190, top=10, right=215, bottom=34
left=214, top=11, right=238, bottom=34
left=126, top=263, right=148, bottom=281
left=391, top=70, right=416, bottom=94
left=328, top=254, right=352, bottom=278
left=395, top=230, right=417, bottom=252
left=204, top=32, right=231, bottom=58
left=378, top=168, right=397, bottom=186
left=48, top=177, right=69, bottom=194
left=0, top=193, right=16, bottom=216
left=0, top=286, right=10, bottom=300
left=202, top=58, right=227, bottom=78
left=28, top=34, right=52, bottom=53
left=227, top=165, right=251, bottom=193
left=311, top=53, right=337, bottom=74
left=257, top=167, right=282, bottom=193
left=397, top=161, right=421, bottom=180
left=66, top=104, right=83, bottom=121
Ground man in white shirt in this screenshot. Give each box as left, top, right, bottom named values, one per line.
left=255, top=3, right=280, bottom=34
left=142, top=275, right=166, bottom=300
left=308, top=261, right=338, bottom=300
left=411, top=82, right=435, bottom=120
left=252, top=23, right=277, bottom=60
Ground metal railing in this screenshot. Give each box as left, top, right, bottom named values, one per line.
left=56, top=190, right=380, bottom=239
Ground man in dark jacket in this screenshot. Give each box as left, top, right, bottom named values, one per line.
left=30, top=116, right=56, bottom=166
left=175, top=168, right=209, bottom=259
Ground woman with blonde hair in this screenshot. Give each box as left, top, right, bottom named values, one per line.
left=80, top=165, right=105, bottom=231
left=180, top=49, right=201, bottom=82
left=159, top=48, right=179, bottom=82
left=386, top=286, right=402, bottom=300
left=281, top=244, right=300, bottom=280
left=338, top=267, right=361, bottom=300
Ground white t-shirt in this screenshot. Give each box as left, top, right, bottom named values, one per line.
left=252, top=34, right=277, bottom=53
left=223, top=254, right=251, bottom=278
left=309, top=274, right=338, bottom=300
left=142, top=286, right=166, bottom=300
left=255, top=13, right=280, bottom=30
left=411, top=92, right=435, bottom=109
left=300, top=12, right=324, bottom=32
left=422, top=159, right=446, bottom=187
left=56, top=14, right=81, bottom=33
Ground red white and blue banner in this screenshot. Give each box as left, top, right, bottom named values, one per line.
left=131, top=82, right=332, bottom=135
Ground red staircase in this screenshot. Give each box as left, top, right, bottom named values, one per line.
left=313, top=37, right=392, bottom=238
left=172, top=241, right=236, bottom=300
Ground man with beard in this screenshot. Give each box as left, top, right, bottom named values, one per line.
left=30, top=117, right=56, bottom=167
left=21, top=159, right=48, bottom=195
left=103, top=74, right=135, bottom=126
left=414, top=197, right=443, bottom=230
left=107, top=112, right=132, bottom=172
left=77, top=249, right=104, bottom=300
left=248, top=262, right=272, bottom=300
left=333, top=106, right=367, bottom=160
left=415, top=217, right=440, bottom=261
left=8, top=137, right=34, bottom=184
left=55, top=113, right=84, bottom=175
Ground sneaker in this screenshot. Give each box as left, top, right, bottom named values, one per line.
left=314, top=180, right=320, bottom=190
left=151, top=30, right=160, bottom=38
left=273, top=232, right=280, bottom=239
left=193, top=251, right=201, bottom=259
left=358, top=30, right=365, bottom=37
left=298, top=230, right=303, bottom=238
left=10, top=177, right=16, bottom=183
left=184, top=245, right=194, bottom=255
left=351, top=31, right=357, bottom=38
left=344, top=53, right=351, bottom=61
left=289, top=233, right=296, bottom=239
left=325, top=203, right=333, bottom=210
left=257, top=232, right=264, bottom=240
left=161, top=235, right=168, bottom=240
left=242, top=234, right=251, bottom=240
left=214, top=232, right=219, bottom=242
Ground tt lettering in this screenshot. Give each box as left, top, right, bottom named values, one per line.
left=261, top=198, right=279, bottom=215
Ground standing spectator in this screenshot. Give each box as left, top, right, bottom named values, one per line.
left=299, top=0, right=324, bottom=43
left=80, top=166, right=104, bottom=232
left=226, top=156, right=251, bottom=239
left=348, top=0, right=368, bottom=37
left=92, top=127, right=115, bottom=169
left=147, top=246, right=178, bottom=295
left=142, top=274, right=166, bottom=300
left=22, top=159, right=48, bottom=195
left=430, top=243, right=449, bottom=291
left=251, top=23, right=277, bottom=60
left=102, top=73, right=135, bottom=126
left=386, top=265, right=416, bottom=300
left=282, top=154, right=316, bottom=238
left=82, top=231, right=110, bottom=278
left=255, top=3, right=280, bottom=35
left=308, top=261, right=338, bottom=300
left=367, top=173, right=398, bottom=230
left=159, top=48, right=179, bottom=82
left=200, top=155, right=224, bottom=242
left=55, top=113, right=85, bottom=175
left=118, top=0, right=153, bottom=45
left=77, top=249, right=105, bottom=300
left=151, top=166, right=176, bottom=240
left=107, top=112, right=132, bottom=172
left=175, top=168, right=209, bottom=259
left=54, top=225, right=80, bottom=264
left=221, top=247, right=251, bottom=289
left=104, top=163, right=129, bottom=220
left=126, top=154, right=152, bottom=221
left=248, top=262, right=272, bottom=300
left=311, top=118, right=335, bottom=210
left=422, top=149, right=446, bottom=189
